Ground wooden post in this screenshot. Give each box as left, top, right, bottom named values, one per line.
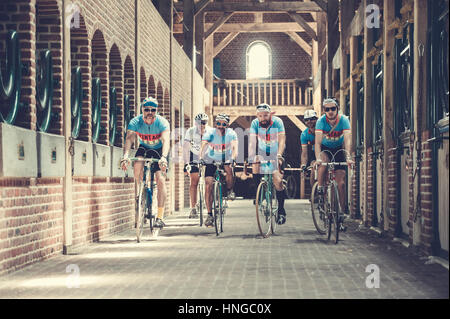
left=62, top=0, right=73, bottom=254
left=382, top=0, right=396, bottom=231
left=183, top=0, right=194, bottom=60
left=363, top=0, right=373, bottom=224
left=204, top=36, right=214, bottom=109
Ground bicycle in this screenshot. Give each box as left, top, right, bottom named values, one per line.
left=310, top=150, right=352, bottom=244
left=129, top=157, right=161, bottom=243
left=185, top=160, right=205, bottom=227
left=252, top=159, right=283, bottom=238
left=210, top=161, right=229, bottom=236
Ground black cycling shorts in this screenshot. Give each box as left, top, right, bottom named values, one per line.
left=320, top=145, right=347, bottom=171
left=135, top=146, right=166, bottom=172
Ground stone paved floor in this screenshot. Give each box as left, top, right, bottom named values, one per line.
left=0, top=200, right=448, bottom=299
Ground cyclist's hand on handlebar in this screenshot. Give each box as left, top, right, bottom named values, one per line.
left=159, top=156, right=168, bottom=171
left=120, top=157, right=130, bottom=171
left=346, top=157, right=355, bottom=170
left=300, top=164, right=307, bottom=173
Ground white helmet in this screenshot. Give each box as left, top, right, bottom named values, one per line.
left=304, top=110, right=318, bottom=120
left=195, top=113, right=209, bottom=122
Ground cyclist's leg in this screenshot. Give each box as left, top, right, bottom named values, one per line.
left=154, top=170, right=166, bottom=219
left=189, top=170, right=200, bottom=208
left=333, top=148, right=347, bottom=215
left=309, top=160, right=316, bottom=187
left=224, top=164, right=234, bottom=192
left=133, top=146, right=146, bottom=182
left=317, top=147, right=331, bottom=188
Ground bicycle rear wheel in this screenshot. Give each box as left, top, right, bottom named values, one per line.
left=136, top=182, right=147, bottom=243
left=213, top=181, right=222, bottom=236
left=311, top=182, right=327, bottom=235
left=255, top=181, right=271, bottom=238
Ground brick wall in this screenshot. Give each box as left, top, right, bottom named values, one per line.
left=367, top=147, right=374, bottom=225
left=419, top=130, right=433, bottom=253
left=0, top=178, right=63, bottom=274
left=216, top=32, right=312, bottom=80
left=0, top=0, right=200, bottom=274
left=387, top=147, right=398, bottom=233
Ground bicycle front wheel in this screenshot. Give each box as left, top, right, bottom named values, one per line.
left=311, top=182, right=327, bottom=235
left=136, top=182, right=147, bottom=243
left=198, top=182, right=204, bottom=227
left=327, top=186, right=339, bottom=244
left=255, top=181, right=271, bottom=238
left=213, top=181, right=222, bottom=236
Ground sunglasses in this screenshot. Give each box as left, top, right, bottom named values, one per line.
left=144, top=108, right=157, bottom=113
left=305, top=118, right=316, bottom=122
left=197, top=121, right=207, bottom=125
left=216, top=122, right=228, bottom=127
left=324, top=106, right=337, bottom=112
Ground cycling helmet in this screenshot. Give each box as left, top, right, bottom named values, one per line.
left=304, top=110, right=318, bottom=120
left=195, top=113, right=209, bottom=122
left=216, top=113, right=230, bottom=124
left=322, top=97, right=339, bottom=107
left=141, top=96, right=159, bottom=108
left=256, top=103, right=271, bottom=112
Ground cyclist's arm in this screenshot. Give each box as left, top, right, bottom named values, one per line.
left=277, top=131, right=286, bottom=157
left=183, top=140, right=191, bottom=164
left=301, top=145, right=308, bottom=167
left=315, top=130, right=324, bottom=161
left=160, top=129, right=170, bottom=158
left=248, top=133, right=257, bottom=162
left=199, top=140, right=208, bottom=160
left=231, top=139, right=238, bottom=161
left=123, top=130, right=137, bottom=158
left=343, top=130, right=352, bottom=159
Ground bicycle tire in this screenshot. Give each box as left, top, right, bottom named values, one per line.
left=213, top=181, right=222, bottom=236
left=198, top=182, right=204, bottom=227
left=284, top=175, right=297, bottom=199
left=332, top=184, right=340, bottom=244
left=270, top=188, right=279, bottom=235
left=327, top=186, right=339, bottom=244
left=255, top=181, right=271, bottom=238
left=136, top=182, right=147, bottom=243
left=311, top=182, right=327, bottom=235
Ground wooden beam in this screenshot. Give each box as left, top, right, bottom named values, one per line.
left=312, top=0, right=328, bottom=12
left=196, top=1, right=323, bottom=12
left=287, top=115, right=307, bottom=131
left=194, top=0, right=211, bottom=16
left=288, top=12, right=318, bottom=41
left=183, top=0, right=194, bottom=59
left=204, top=12, right=233, bottom=39
left=213, top=32, right=239, bottom=57
left=212, top=106, right=313, bottom=117
left=175, top=22, right=317, bottom=34
left=286, top=31, right=312, bottom=56
left=215, top=22, right=316, bottom=33
left=255, top=12, right=263, bottom=24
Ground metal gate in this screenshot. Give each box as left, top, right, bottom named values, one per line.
left=372, top=51, right=384, bottom=228
left=427, top=0, right=449, bottom=257
left=394, top=13, right=414, bottom=237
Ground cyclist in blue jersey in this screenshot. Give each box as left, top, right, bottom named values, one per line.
left=300, top=109, right=318, bottom=187
left=120, top=96, right=170, bottom=229
left=315, top=98, right=354, bottom=217
left=248, top=103, right=287, bottom=225
left=199, top=113, right=238, bottom=227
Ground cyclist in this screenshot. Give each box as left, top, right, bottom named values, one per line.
left=183, top=113, right=213, bottom=219
left=120, top=96, right=170, bottom=229
left=314, top=98, right=354, bottom=220
left=199, top=113, right=238, bottom=227
left=248, top=103, right=287, bottom=225
left=300, top=110, right=318, bottom=187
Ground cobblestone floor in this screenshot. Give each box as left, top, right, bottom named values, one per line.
left=0, top=200, right=448, bottom=299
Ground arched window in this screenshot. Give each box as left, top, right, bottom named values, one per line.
left=246, top=41, right=272, bottom=79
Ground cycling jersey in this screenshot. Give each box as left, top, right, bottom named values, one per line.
left=184, top=126, right=213, bottom=156
left=250, top=116, right=285, bottom=157
left=315, top=114, right=350, bottom=149
left=300, top=128, right=315, bottom=151
left=202, top=128, right=237, bottom=162
left=127, top=114, right=169, bottom=150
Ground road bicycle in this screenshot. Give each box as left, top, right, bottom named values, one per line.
left=310, top=150, right=352, bottom=244
left=186, top=161, right=206, bottom=226
left=129, top=157, right=161, bottom=243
